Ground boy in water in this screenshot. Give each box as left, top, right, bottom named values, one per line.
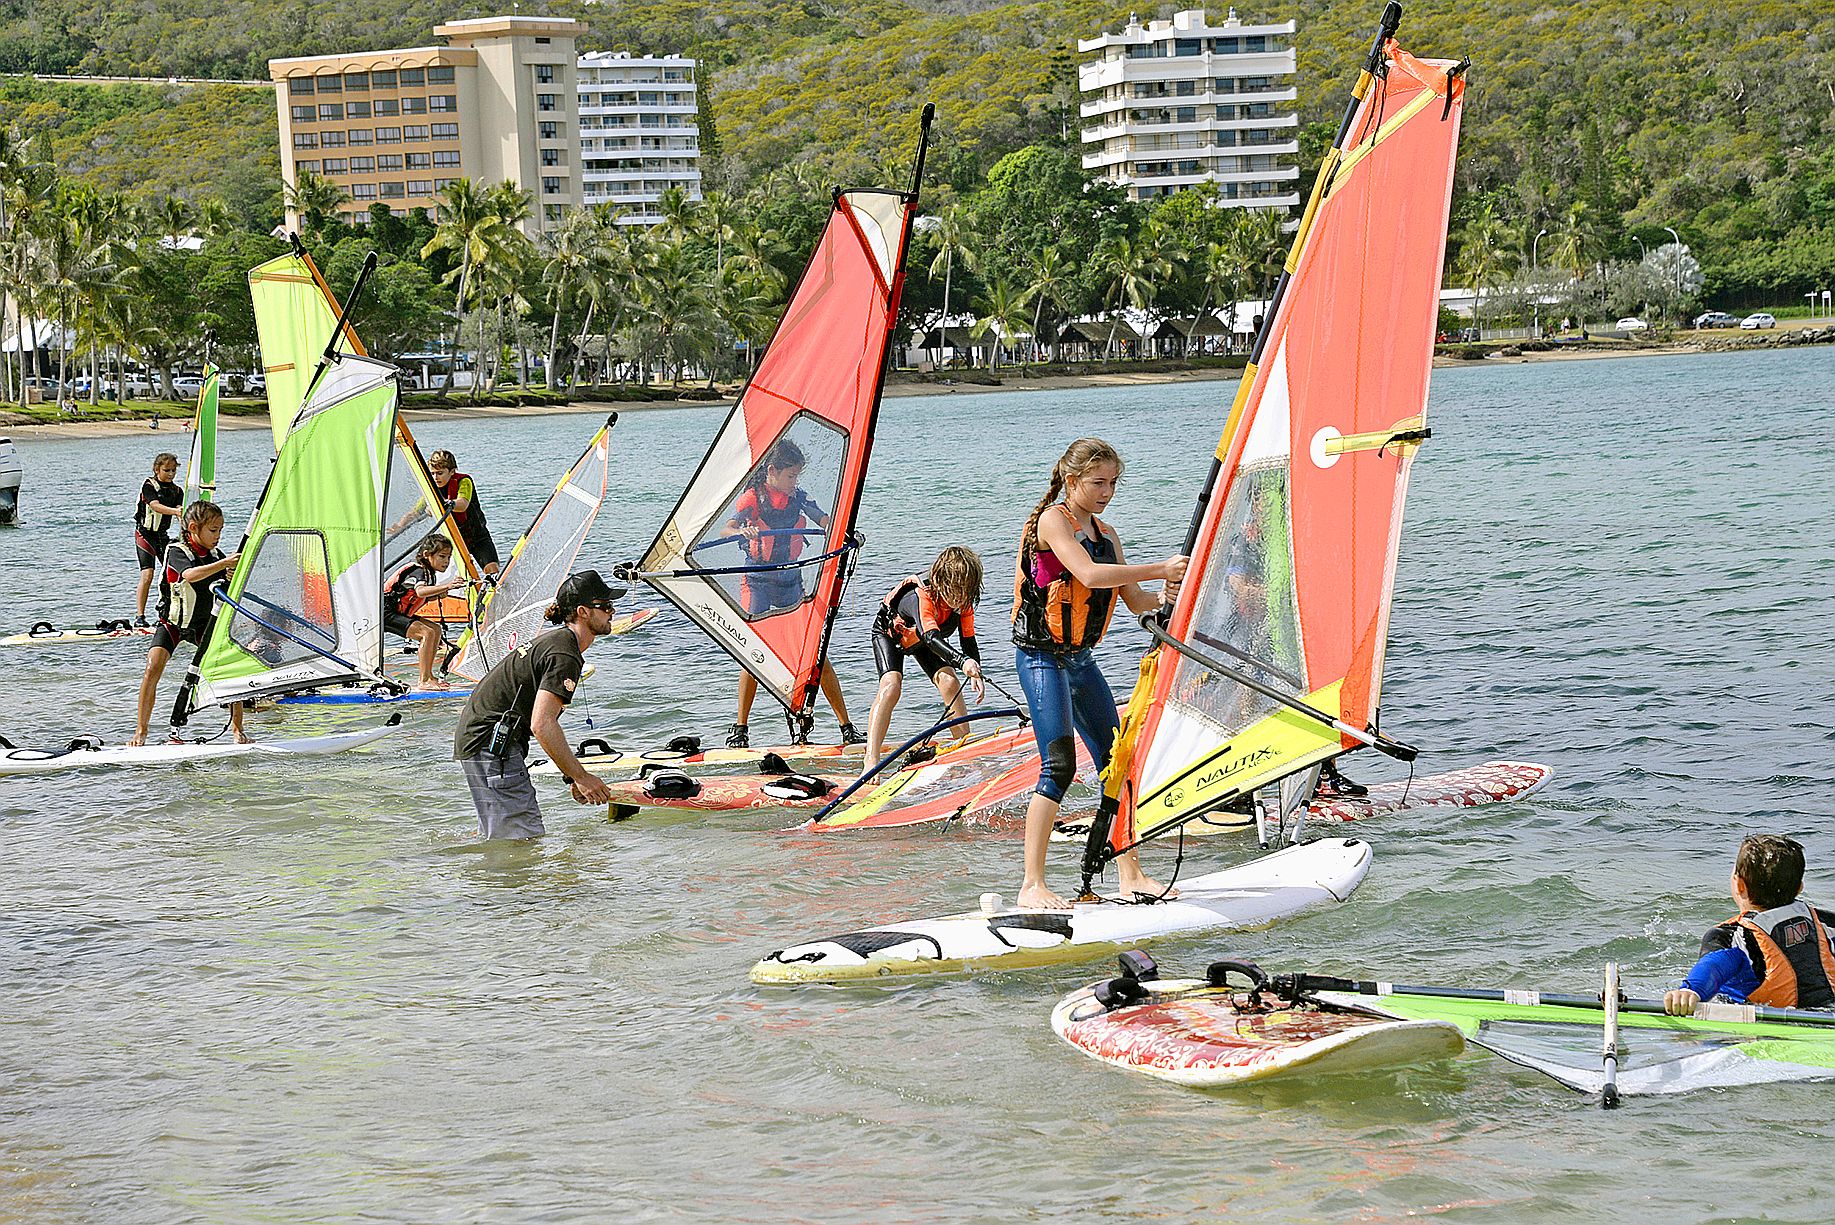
left=133, top=453, right=184, bottom=626
left=385, top=534, right=464, bottom=690
left=1664, top=835, right=1835, bottom=1014
left=129, top=501, right=247, bottom=746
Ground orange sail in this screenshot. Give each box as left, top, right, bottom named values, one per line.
left=1090, top=14, right=1466, bottom=870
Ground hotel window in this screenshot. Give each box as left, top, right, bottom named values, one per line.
left=350, top=156, right=376, bottom=172
left=1244, top=36, right=1267, bottom=51
left=318, top=103, right=343, bottom=121
left=431, top=123, right=458, bottom=140
left=322, top=158, right=348, bottom=173
left=544, top=204, right=564, bottom=223
left=344, top=72, right=368, bottom=91
left=291, top=105, right=314, bottom=122
left=542, top=176, right=561, bottom=194
left=538, top=121, right=561, bottom=139
left=433, top=150, right=461, bottom=168
left=403, top=125, right=430, bottom=141
left=289, top=77, right=314, bottom=96
left=399, top=68, right=424, bottom=86
left=347, top=101, right=371, bottom=119
left=375, top=127, right=401, bottom=144
left=537, top=93, right=557, bottom=112
left=317, top=74, right=341, bottom=93
left=350, top=183, right=377, bottom=200
left=371, top=69, right=397, bottom=88
left=292, top=133, right=319, bottom=149
left=401, top=96, right=428, bottom=114
left=433, top=177, right=457, bottom=190
left=541, top=148, right=560, bottom=166
left=1213, top=37, right=1238, bottom=53
left=373, top=97, right=399, bottom=116
left=408, top=180, right=432, bottom=195
left=320, top=130, right=346, bottom=147
left=428, top=66, right=455, bottom=84
left=296, top=160, right=320, bottom=174
left=348, top=129, right=374, bottom=146
left=535, top=64, right=554, bottom=83
left=406, top=152, right=431, bottom=169
left=380, top=182, right=406, bottom=199
left=378, top=154, right=404, bottom=171
left=429, top=94, right=457, bottom=113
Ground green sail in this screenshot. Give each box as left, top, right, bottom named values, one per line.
left=192, top=356, right=399, bottom=707
left=249, top=251, right=361, bottom=450
left=182, top=363, right=218, bottom=505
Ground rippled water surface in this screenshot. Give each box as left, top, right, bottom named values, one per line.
left=2, top=347, right=1833, bottom=1223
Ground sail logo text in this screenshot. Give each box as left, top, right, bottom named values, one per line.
left=1192, top=746, right=1278, bottom=792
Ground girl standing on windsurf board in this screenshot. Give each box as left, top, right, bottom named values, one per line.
left=133, top=452, right=184, bottom=627
left=128, top=501, right=246, bottom=747
left=1013, top=438, right=1187, bottom=911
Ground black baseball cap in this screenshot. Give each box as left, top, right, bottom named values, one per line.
left=554, top=570, right=626, bottom=614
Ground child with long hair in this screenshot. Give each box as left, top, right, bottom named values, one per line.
left=128, top=501, right=245, bottom=746
left=1011, top=438, right=1187, bottom=910
left=862, top=546, right=985, bottom=769
left=384, top=533, right=464, bottom=690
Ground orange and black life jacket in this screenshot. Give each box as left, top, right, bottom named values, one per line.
left=385, top=560, right=436, bottom=619
left=880, top=575, right=977, bottom=657
left=1714, top=901, right=1835, bottom=1009
left=1012, top=504, right=1117, bottom=653
left=159, top=535, right=223, bottom=633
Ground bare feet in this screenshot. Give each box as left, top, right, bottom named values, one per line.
left=233, top=731, right=255, bottom=745
left=1118, top=870, right=1178, bottom=900
left=1017, top=881, right=1073, bottom=911
left=419, top=678, right=449, bottom=691
left=126, top=733, right=146, bottom=747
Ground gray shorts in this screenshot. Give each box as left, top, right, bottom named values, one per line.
left=460, top=753, right=546, bottom=840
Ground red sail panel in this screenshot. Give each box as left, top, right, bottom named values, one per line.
left=635, top=188, right=917, bottom=718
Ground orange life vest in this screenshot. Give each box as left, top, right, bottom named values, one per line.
left=881, top=575, right=974, bottom=650
left=1012, top=504, right=1117, bottom=652
left=1718, top=902, right=1835, bottom=1009
left=385, top=560, right=434, bottom=619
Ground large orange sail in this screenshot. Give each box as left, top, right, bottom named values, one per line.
left=1085, top=11, right=1466, bottom=878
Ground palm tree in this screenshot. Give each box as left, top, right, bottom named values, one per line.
left=541, top=207, right=606, bottom=390
left=925, top=203, right=977, bottom=366
left=970, top=275, right=1030, bottom=372
left=284, top=171, right=349, bottom=238
left=1453, top=201, right=1512, bottom=339
left=1094, top=235, right=1168, bottom=360
left=1023, top=248, right=1074, bottom=367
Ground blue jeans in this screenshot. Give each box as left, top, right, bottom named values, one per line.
left=1015, top=646, right=1120, bottom=803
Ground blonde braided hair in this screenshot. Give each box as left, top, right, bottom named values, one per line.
left=1021, top=438, right=1123, bottom=561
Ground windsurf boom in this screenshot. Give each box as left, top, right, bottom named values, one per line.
left=625, top=106, right=934, bottom=739
left=1082, top=6, right=1468, bottom=888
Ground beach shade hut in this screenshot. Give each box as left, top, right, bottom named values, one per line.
left=1160, top=311, right=1234, bottom=357
left=1062, top=315, right=1146, bottom=361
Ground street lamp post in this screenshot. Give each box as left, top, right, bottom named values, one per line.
left=1662, top=226, right=1682, bottom=322
left=1532, top=227, right=1548, bottom=339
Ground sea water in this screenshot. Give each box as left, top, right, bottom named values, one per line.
left=1, top=346, right=1831, bottom=1223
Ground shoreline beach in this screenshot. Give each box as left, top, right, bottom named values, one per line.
left=4, top=328, right=1826, bottom=441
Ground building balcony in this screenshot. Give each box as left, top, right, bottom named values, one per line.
left=1080, top=112, right=1298, bottom=143
left=1079, top=50, right=1296, bottom=92
left=576, top=101, right=698, bottom=115
left=1080, top=84, right=1296, bottom=118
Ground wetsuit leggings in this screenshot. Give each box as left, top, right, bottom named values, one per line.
left=1014, top=645, right=1119, bottom=804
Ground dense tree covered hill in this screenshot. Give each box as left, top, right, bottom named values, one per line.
left=0, top=0, right=1827, bottom=299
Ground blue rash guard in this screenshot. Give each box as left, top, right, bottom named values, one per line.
left=1678, top=947, right=1761, bottom=1003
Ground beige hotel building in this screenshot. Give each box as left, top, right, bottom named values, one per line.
left=270, top=16, right=584, bottom=233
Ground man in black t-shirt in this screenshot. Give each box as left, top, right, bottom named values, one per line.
left=454, top=570, right=619, bottom=839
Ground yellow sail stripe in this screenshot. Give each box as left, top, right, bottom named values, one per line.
left=1098, top=644, right=1163, bottom=810
left=1324, top=86, right=1439, bottom=203
left=1132, top=681, right=1347, bottom=836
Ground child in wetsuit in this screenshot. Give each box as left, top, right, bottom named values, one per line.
left=720, top=437, right=858, bottom=748
left=1665, top=834, right=1835, bottom=1015
left=385, top=533, right=464, bottom=690
left=129, top=501, right=246, bottom=746
left=133, top=452, right=183, bottom=625
left=862, top=546, right=985, bottom=769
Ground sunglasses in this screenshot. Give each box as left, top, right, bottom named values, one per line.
left=585, top=600, right=617, bottom=611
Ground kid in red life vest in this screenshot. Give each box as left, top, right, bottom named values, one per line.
left=385, top=533, right=464, bottom=690
left=1666, top=834, right=1835, bottom=1015
left=861, top=547, right=985, bottom=771
left=718, top=437, right=857, bottom=748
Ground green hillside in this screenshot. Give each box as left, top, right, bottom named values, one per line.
left=0, top=0, right=1828, bottom=302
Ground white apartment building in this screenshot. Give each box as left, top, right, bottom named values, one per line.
left=1079, top=8, right=1300, bottom=211
left=576, top=51, right=702, bottom=226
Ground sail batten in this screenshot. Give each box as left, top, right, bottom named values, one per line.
left=1093, top=28, right=1465, bottom=861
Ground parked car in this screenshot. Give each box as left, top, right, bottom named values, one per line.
left=121, top=374, right=154, bottom=398
left=172, top=374, right=206, bottom=399
left=244, top=372, right=267, bottom=395
left=1616, top=317, right=1649, bottom=332
left=1740, top=312, right=1777, bottom=330
left=1693, top=311, right=1740, bottom=329
left=68, top=375, right=116, bottom=398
